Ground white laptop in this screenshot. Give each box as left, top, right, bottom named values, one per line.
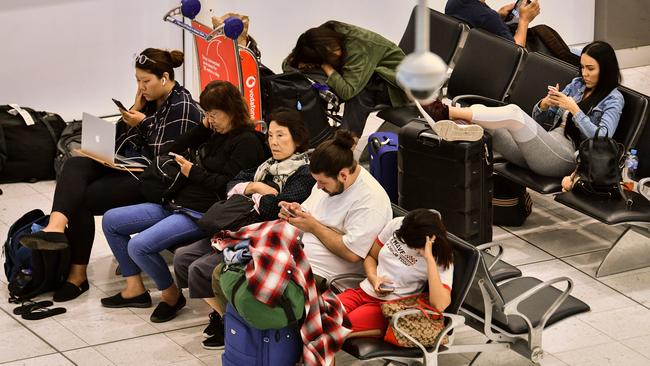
left=79, top=112, right=148, bottom=169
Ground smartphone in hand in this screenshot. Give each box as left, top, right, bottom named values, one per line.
left=379, top=283, right=395, bottom=292
left=112, top=98, right=128, bottom=112
left=168, top=152, right=179, bottom=157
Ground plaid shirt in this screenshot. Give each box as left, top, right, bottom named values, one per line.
left=212, top=220, right=351, bottom=366
left=116, top=83, right=202, bottom=158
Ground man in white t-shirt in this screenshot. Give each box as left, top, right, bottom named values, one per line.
left=279, top=130, right=392, bottom=286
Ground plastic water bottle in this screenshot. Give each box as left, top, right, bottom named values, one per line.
left=624, top=149, right=639, bottom=182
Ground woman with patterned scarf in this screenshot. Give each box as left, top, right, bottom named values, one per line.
left=172, top=107, right=316, bottom=349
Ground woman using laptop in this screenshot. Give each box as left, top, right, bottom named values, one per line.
left=430, top=41, right=624, bottom=178
left=99, top=80, right=267, bottom=323
left=20, top=48, right=203, bottom=302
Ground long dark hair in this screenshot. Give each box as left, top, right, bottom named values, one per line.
left=287, top=22, right=346, bottom=72
left=565, top=41, right=621, bottom=144
left=395, top=209, right=453, bottom=269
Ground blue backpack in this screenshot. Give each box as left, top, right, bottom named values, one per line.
left=3, top=209, right=49, bottom=282
left=3, top=209, right=70, bottom=301
left=222, top=304, right=302, bottom=366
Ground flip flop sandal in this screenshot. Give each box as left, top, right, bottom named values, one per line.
left=21, top=307, right=67, bottom=320
left=13, top=301, right=54, bottom=316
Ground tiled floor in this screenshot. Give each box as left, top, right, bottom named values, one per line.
left=0, top=65, right=649, bottom=366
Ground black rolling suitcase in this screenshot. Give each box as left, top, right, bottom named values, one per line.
left=398, top=119, right=493, bottom=244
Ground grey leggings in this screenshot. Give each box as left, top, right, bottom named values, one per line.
left=470, top=104, right=577, bottom=177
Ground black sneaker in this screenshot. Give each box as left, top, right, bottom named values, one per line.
left=203, top=311, right=222, bottom=338
left=150, top=294, right=186, bottom=323
left=101, top=291, right=152, bottom=308
left=202, top=332, right=225, bottom=350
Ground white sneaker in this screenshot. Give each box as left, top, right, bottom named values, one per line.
left=432, top=120, right=484, bottom=142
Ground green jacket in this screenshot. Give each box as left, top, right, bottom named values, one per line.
left=285, top=21, right=409, bottom=107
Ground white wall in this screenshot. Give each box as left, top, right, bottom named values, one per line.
left=0, top=0, right=183, bottom=121
left=1, top=0, right=594, bottom=118
left=189, top=0, right=594, bottom=78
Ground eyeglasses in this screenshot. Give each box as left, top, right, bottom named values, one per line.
left=133, top=53, right=157, bottom=65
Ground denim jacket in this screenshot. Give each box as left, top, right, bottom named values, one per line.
left=532, top=77, right=625, bottom=140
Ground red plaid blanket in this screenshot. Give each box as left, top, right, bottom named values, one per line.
left=212, top=220, right=351, bottom=366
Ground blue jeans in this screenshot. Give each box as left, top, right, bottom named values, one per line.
left=102, top=203, right=207, bottom=290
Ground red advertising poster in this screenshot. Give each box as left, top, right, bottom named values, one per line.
left=191, top=21, right=262, bottom=122
left=239, top=48, right=262, bottom=121
left=192, top=21, right=240, bottom=91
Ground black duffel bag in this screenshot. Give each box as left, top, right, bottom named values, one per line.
left=261, top=71, right=336, bottom=148
left=0, top=105, right=66, bottom=183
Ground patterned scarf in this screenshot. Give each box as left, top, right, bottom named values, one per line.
left=252, top=152, right=309, bottom=192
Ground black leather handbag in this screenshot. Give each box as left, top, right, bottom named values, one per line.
left=196, top=194, right=257, bottom=235
left=573, top=126, right=625, bottom=198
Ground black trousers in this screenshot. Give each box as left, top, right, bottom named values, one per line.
left=52, top=157, right=144, bottom=265
left=341, top=74, right=391, bottom=136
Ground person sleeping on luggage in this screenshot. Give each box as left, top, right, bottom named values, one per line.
left=335, top=208, right=454, bottom=339
left=426, top=41, right=624, bottom=179
left=283, top=21, right=409, bottom=137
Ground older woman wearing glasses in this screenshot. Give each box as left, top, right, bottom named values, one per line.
left=99, top=80, right=267, bottom=323
left=20, top=48, right=203, bottom=302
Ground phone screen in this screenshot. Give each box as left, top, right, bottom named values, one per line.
left=506, top=0, right=527, bottom=23
left=112, top=98, right=128, bottom=111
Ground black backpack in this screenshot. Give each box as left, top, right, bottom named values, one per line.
left=0, top=105, right=67, bottom=183
left=261, top=71, right=338, bottom=148
left=4, top=209, right=71, bottom=301
left=574, top=126, right=625, bottom=198
left=54, top=120, right=82, bottom=180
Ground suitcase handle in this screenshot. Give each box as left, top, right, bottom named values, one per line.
left=419, top=132, right=442, bottom=146
left=368, top=137, right=382, bottom=155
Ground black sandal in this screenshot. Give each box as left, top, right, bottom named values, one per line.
left=21, top=306, right=66, bottom=320
left=13, top=300, right=54, bottom=316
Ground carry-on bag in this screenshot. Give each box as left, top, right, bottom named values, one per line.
left=261, top=71, right=335, bottom=148
left=4, top=209, right=71, bottom=301
left=0, top=105, right=66, bottom=183
left=492, top=174, right=533, bottom=226
left=222, top=304, right=302, bottom=366
left=54, top=120, right=82, bottom=179
left=398, top=119, right=493, bottom=244
left=368, top=131, right=399, bottom=203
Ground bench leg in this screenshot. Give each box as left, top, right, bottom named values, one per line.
left=596, top=225, right=650, bottom=277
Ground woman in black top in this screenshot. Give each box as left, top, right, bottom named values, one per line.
left=99, top=81, right=266, bottom=322
left=20, top=48, right=202, bottom=302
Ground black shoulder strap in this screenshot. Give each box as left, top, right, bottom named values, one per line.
left=38, top=113, right=59, bottom=146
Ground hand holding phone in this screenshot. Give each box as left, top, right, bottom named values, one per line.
left=112, top=98, right=128, bottom=112
left=378, top=283, right=395, bottom=292
left=168, top=152, right=179, bottom=157
left=547, top=85, right=558, bottom=92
